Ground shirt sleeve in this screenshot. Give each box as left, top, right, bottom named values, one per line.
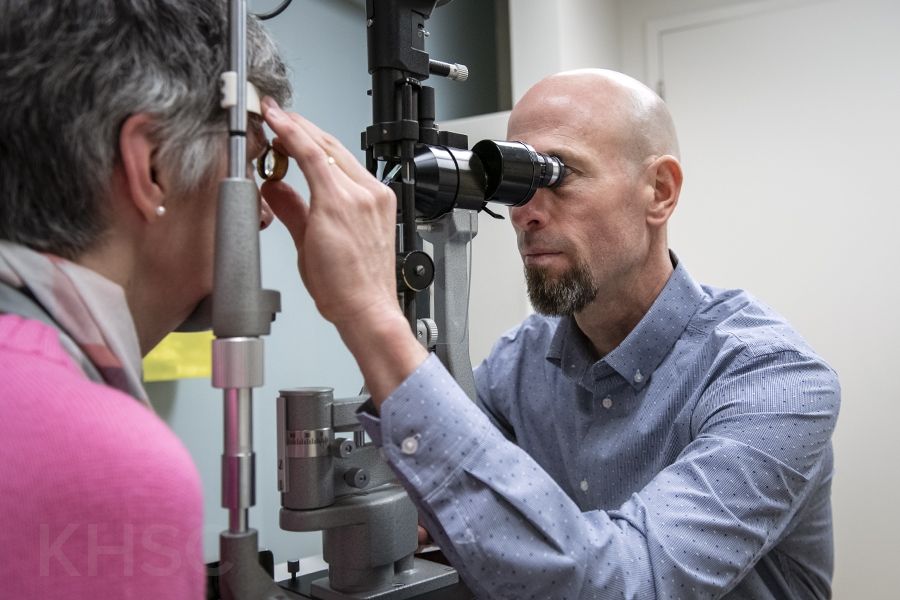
left=473, top=358, right=517, bottom=443
left=357, top=350, right=839, bottom=599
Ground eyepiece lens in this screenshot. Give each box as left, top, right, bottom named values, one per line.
left=543, top=155, right=565, bottom=187
left=470, top=140, right=566, bottom=207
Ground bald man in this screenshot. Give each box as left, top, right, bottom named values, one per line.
left=261, top=70, right=839, bottom=599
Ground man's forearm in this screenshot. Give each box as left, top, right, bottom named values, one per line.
left=336, top=310, right=428, bottom=409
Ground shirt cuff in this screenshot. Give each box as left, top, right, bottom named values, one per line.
left=355, top=397, right=383, bottom=447
left=355, top=353, right=494, bottom=495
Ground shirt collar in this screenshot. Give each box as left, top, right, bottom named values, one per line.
left=546, top=314, right=596, bottom=384
left=547, top=252, right=707, bottom=391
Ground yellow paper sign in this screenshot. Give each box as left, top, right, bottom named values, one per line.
left=142, top=331, right=213, bottom=382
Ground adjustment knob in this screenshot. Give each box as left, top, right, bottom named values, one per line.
left=330, top=438, right=355, bottom=459
left=287, top=559, right=300, bottom=581
left=344, top=468, right=370, bottom=489
left=416, top=318, right=439, bottom=350
left=397, top=251, right=435, bottom=292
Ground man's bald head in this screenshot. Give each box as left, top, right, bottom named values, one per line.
left=507, top=69, right=685, bottom=324
left=509, top=69, right=680, bottom=168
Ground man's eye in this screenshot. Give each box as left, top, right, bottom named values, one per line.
left=554, top=166, right=574, bottom=187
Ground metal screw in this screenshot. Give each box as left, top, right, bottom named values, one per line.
left=344, top=468, right=369, bottom=489
left=414, top=265, right=426, bottom=276
left=330, top=438, right=354, bottom=458
left=366, top=18, right=373, bottom=27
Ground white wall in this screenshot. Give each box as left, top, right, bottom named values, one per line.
left=509, top=0, right=620, bottom=101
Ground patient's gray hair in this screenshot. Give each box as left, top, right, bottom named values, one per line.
left=0, top=0, right=291, bottom=258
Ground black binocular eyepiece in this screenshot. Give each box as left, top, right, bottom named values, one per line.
left=413, top=140, right=566, bottom=220
left=473, top=140, right=565, bottom=202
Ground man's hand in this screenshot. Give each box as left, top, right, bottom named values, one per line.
left=261, top=98, right=427, bottom=406
left=259, top=97, right=397, bottom=328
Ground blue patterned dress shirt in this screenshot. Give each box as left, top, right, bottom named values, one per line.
left=357, top=257, right=840, bottom=599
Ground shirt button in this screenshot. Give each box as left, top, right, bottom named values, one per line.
left=401, top=436, right=419, bottom=455
left=602, top=397, right=613, bottom=409
left=633, top=369, right=644, bottom=383
left=580, top=479, right=589, bottom=492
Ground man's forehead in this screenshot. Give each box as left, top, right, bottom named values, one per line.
left=509, top=69, right=651, bottom=134
left=510, top=85, right=645, bottom=162
left=507, top=96, right=600, bottom=157
left=508, top=91, right=595, bottom=134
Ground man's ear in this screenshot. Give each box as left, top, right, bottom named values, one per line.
left=118, top=114, right=165, bottom=221
left=646, top=155, right=683, bottom=227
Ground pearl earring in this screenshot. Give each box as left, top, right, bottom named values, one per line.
left=155, top=205, right=166, bottom=217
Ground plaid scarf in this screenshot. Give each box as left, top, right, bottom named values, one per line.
left=0, top=240, right=150, bottom=407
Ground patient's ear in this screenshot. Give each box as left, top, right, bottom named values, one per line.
left=117, top=114, right=165, bottom=221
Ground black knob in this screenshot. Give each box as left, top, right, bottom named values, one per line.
left=287, top=559, right=300, bottom=581
left=344, top=468, right=370, bottom=489
left=397, top=251, right=434, bottom=292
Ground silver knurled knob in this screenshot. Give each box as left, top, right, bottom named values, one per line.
left=451, top=63, right=469, bottom=82
left=417, top=318, right=439, bottom=350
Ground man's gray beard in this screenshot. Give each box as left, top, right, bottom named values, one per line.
left=524, top=262, right=599, bottom=316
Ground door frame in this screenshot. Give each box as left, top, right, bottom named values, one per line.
left=644, top=0, right=830, bottom=98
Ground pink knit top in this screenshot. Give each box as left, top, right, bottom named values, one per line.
left=0, top=315, right=205, bottom=598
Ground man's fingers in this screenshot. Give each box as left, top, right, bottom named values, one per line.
left=262, top=97, right=396, bottom=232
left=262, top=97, right=345, bottom=199
left=262, top=97, right=383, bottom=213
left=260, top=180, right=309, bottom=247
left=417, top=525, right=431, bottom=545
left=287, top=112, right=375, bottom=183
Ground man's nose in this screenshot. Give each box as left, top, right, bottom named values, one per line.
left=509, top=188, right=551, bottom=232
